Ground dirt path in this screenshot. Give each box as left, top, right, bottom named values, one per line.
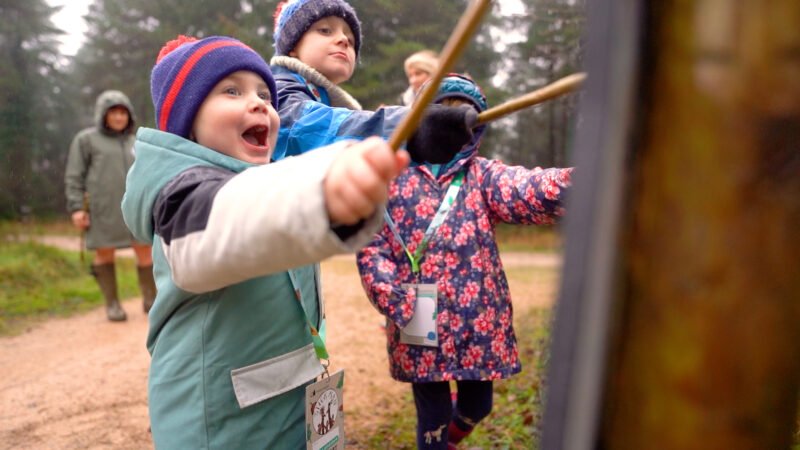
left=0, top=237, right=560, bottom=449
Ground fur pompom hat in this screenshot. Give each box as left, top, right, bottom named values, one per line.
left=151, top=35, right=277, bottom=139
left=273, top=0, right=362, bottom=57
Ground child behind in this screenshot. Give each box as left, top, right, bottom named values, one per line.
left=401, top=50, right=439, bottom=106
left=269, top=0, right=475, bottom=165
left=121, top=35, right=408, bottom=448
left=356, top=74, right=574, bottom=449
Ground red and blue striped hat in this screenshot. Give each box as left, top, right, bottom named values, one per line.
left=151, top=35, right=277, bottom=139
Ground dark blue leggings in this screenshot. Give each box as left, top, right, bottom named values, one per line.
left=412, top=380, right=493, bottom=449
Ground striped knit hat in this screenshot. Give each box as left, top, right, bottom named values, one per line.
left=151, top=35, right=277, bottom=139
left=273, top=0, right=362, bottom=57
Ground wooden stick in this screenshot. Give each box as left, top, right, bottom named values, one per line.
left=476, top=72, right=587, bottom=125
left=388, top=0, right=493, bottom=150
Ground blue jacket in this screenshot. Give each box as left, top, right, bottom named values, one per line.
left=270, top=57, right=408, bottom=161
left=121, top=128, right=382, bottom=449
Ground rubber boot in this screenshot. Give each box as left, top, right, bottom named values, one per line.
left=137, top=265, right=157, bottom=313
left=92, top=263, right=127, bottom=321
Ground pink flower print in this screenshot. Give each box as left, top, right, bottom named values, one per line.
left=465, top=190, right=482, bottom=211
left=416, top=363, right=429, bottom=378
left=491, top=338, right=505, bottom=355
left=454, top=232, right=468, bottom=246
left=449, top=314, right=463, bottom=331
left=543, top=181, right=561, bottom=201
left=490, top=371, right=503, bottom=380
left=378, top=259, right=396, bottom=274
left=401, top=185, right=414, bottom=198
left=411, top=229, right=425, bottom=247
left=474, top=313, right=493, bottom=335
left=460, top=355, right=475, bottom=370
left=467, top=344, right=484, bottom=363
left=401, top=301, right=414, bottom=320
left=442, top=338, right=457, bottom=357
left=458, top=293, right=472, bottom=308
left=398, top=264, right=412, bottom=280
left=459, top=267, right=468, bottom=277
left=514, top=201, right=529, bottom=217
left=438, top=223, right=453, bottom=241
left=362, top=272, right=374, bottom=286
left=477, top=214, right=491, bottom=232
left=442, top=372, right=454, bottom=381
left=485, top=307, right=497, bottom=323
left=499, top=347, right=510, bottom=364
left=422, top=350, right=436, bottom=367
left=500, top=311, right=511, bottom=328
left=470, top=253, right=484, bottom=270
left=443, top=282, right=457, bottom=299
left=444, top=252, right=459, bottom=269
left=407, top=175, right=420, bottom=189
left=464, top=281, right=480, bottom=299
left=420, top=259, right=439, bottom=277
left=391, top=206, right=405, bottom=223
left=532, top=166, right=544, bottom=174
left=500, top=184, right=513, bottom=202
left=459, top=222, right=476, bottom=237
left=511, top=346, right=519, bottom=364
left=415, top=197, right=436, bottom=218
left=392, top=343, right=409, bottom=361
left=402, top=355, right=415, bottom=373
left=483, top=275, right=496, bottom=292
left=437, top=310, right=450, bottom=326
left=389, top=182, right=399, bottom=197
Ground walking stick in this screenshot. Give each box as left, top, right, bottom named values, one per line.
left=79, top=192, right=89, bottom=266
left=388, top=0, right=493, bottom=150
left=476, top=72, right=587, bottom=126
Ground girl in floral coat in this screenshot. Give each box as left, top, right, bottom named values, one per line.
left=356, top=74, right=573, bottom=450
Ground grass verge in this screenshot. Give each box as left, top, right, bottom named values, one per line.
left=0, top=239, right=140, bottom=336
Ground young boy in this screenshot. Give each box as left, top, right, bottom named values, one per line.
left=269, top=0, right=476, bottom=165
left=356, top=75, right=574, bottom=449
left=120, top=35, right=409, bottom=449
left=64, top=89, right=156, bottom=321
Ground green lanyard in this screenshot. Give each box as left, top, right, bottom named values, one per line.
left=383, top=171, right=465, bottom=274
left=287, top=267, right=329, bottom=364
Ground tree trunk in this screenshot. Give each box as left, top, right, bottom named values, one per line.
left=603, top=1, right=800, bottom=448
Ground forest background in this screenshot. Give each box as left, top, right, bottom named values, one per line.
left=0, top=0, right=585, bottom=220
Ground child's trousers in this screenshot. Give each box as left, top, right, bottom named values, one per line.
left=412, top=380, right=493, bottom=449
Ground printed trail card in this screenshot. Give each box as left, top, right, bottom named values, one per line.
left=400, top=283, right=439, bottom=347
left=306, top=369, right=345, bottom=450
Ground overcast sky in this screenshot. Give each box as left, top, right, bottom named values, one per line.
left=48, top=0, right=90, bottom=56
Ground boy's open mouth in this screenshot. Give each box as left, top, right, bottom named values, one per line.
left=242, top=125, right=268, bottom=148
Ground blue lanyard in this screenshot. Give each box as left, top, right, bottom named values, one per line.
left=383, top=171, right=465, bottom=274
left=287, top=267, right=328, bottom=363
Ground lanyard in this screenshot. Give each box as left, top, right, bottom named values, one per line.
left=383, top=171, right=465, bottom=274
left=287, top=268, right=329, bottom=364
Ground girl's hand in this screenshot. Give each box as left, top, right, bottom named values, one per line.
left=325, top=137, right=410, bottom=225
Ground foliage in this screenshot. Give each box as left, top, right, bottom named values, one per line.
left=347, top=306, right=552, bottom=449
left=0, top=0, right=587, bottom=219
left=0, top=0, right=78, bottom=219
left=0, top=238, right=140, bottom=336
left=492, top=0, right=586, bottom=167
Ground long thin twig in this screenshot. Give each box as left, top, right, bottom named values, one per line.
left=476, top=72, right=587, bottom=125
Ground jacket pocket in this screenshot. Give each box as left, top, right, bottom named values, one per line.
left=230, top=343, right=324, bottom=408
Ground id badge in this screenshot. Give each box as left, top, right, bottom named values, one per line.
left=399, top=283, right=439, bottom=347
left=305, top=369, right=345, bottom=450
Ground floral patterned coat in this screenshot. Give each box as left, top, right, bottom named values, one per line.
left=356, top=133, right=573, bottom=383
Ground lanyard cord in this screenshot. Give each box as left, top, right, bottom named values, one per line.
left=383, top=171, right=465, bottom=274
left=287, top=268, right=329, bottom=365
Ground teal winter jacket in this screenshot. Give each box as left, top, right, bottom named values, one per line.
left=121, top=128, right=382, bottom=448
